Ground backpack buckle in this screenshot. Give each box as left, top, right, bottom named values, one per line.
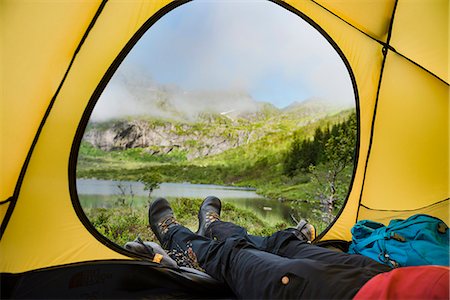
left=437, top=222, right=448, bottom=234
left=379, top=252, right=399, bottom=268
left=390, top=232, right=406, bottom=242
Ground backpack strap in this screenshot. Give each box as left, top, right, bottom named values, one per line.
left=352, top=231, right=404, bottom=268
left=352, top=232, right=385, bottom=251
left=354, top=231, right=406, bottom=250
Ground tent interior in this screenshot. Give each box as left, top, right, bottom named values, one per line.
left=1, top=0, right=448, bottom=298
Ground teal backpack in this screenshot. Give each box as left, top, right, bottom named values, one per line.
left=348, top=214, right=449, bottom=268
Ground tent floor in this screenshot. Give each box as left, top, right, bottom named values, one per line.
left=1, top=260, right=235, bottom=299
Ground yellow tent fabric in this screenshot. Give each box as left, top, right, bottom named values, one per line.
left=1, top=0, right=448, bottom=277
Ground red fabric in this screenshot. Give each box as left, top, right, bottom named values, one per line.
left=354, top=266, right=449, bottom=300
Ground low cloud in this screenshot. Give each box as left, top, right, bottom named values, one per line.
left=91, top=67, right=265, bottom=122
left=92, top=0, right=355, bottom=121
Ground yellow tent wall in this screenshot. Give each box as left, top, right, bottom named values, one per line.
left=0, top=0, right=448, bottom=276
left=0, top=0, right=176, bottom=274
left=0, top=1, right=102, bottom=220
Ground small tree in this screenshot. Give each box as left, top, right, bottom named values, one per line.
left=139, top=173, right=162, bottom=198
left=310, top=113, right=357, bottom=220
left=116, top=183, right=136, bottom=213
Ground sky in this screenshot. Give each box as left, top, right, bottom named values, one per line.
left=94, top=0, right=355, bottom=120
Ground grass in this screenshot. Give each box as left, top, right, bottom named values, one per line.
left=77, top=147, right=353, bottom=238
left=84, top=197, right=288, bottom=247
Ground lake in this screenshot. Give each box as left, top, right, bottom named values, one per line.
left=76, top=179, right=306, bottom=225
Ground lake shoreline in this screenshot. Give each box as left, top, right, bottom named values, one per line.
left=76, top=178, right=297, bottom=225
left=76, top=178, right=262, bottom=198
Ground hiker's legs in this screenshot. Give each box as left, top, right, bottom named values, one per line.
left=207, top=221, right=390, bottom=271
left=160, top=225, right=217, bottom=271
left=165, top=225, right=386, bottom=299
left=261, top=229, right=391, bottom=271
left=151, top=197, right=388, bottom=299
left=228, top=248, right=388, bottom=299
left=205, top=220, right=269, bottom=249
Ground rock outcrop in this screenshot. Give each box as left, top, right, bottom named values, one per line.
left=83, top=118, right=263, bottom=160
left=83, top=98, right=351, bottom=160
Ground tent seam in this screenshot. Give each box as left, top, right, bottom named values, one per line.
left=356, top=0, right=399, bottom=223
left=0, top=0, right=109, bottom=240
left=309, top=0, right=389, bottom=47
left=1, top=259, right=167, bottom=276
left=360, top=198, right=449, bottom=212
left=390, top=50, right=449, bottom=85
left=0, top=197, right=14, bottom=205
left=309, top=0, right=448, bottom=85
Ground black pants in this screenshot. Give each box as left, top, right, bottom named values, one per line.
left=163, top=221, right=391, bottom=299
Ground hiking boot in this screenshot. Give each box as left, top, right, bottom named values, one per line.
left=294, top=219, right=316, bottom=242
left=149, top=197, right=179, bottom=244
left=197, top=196, right=221, bottom=236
